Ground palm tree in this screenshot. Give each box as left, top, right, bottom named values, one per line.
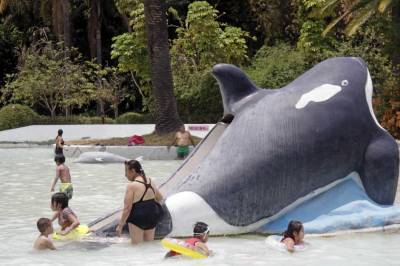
left=143, top=0, right=183, bottom=134
left=0, top=0, right=7, bottom=13
left=314, top=0, right=394, bottom=36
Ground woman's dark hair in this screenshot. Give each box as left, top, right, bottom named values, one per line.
left=54, top=154, right=65, bottom=164
left=51, top=192, right=69, bottom=209
left=125, top=159, right=147, bottom=182
left=283, top=220, right=303, bottom=239
left=58, top=129, right=63, bottom=136
left=193, top=221, right=209, bottom=236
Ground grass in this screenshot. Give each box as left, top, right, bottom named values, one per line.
left=67, top=132, right=203, bottom=146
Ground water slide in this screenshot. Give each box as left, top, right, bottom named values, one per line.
left=88, top=122, right=229, bottom=235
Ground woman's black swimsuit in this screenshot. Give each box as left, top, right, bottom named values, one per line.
left=55, top=137, right=64, bottom=155
left=126, top=179, right=163, bottom=230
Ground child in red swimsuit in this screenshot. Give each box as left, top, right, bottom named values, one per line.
left=165, top=222, right=211, bottom=258
left=281, top=220, right=305, bottom=252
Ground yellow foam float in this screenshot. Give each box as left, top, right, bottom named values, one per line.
left=52, top=225, right=90, bottom=241
left=161, top=238, right=208, bottom=259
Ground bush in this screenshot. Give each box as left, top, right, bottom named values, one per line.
left=32, top=115, right=115, bottom=125
left=246, top=43, right=308, bottom=89
left=176, top=73, right=223, bottom=123
left=115, top=112, right=154, bottom=124
left=0, top=104, right=39, bottom=130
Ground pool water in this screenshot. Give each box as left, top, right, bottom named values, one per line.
left=1, top=148, right=400, bottom=265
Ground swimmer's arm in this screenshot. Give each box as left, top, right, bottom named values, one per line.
left=189, top=134, right=195, bottom=146
left=169, top=133, right=178, bottom=147
left=45, top=238, right=56, bottom=250
left=153, top=182, right=163, bottom=202
left=194, top=242, right=210, bottom=256
left=282, top=238, right=295, bottom=252
left=51, top=211, right=59, bottom=222
left=61, top=213, right=80, bottom=235
left=51, top=167, right=61, bottom=191
left=116, top=186, right=134, bottom=235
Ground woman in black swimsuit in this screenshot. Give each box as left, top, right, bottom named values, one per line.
left=116, top=159, right=164, bottom=244
left=55, top=129, right=64, bottom=155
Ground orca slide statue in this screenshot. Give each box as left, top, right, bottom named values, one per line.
left=90, top=57, right=399, bottom=237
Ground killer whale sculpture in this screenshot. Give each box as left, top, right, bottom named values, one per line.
left=90, top=57, right=399, bottom=237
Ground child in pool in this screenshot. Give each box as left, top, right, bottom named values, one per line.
left=165, top=221, right=211, bottom=258
left=33, top=218, right=56, bottom=250
left=51, top=154, right=73, bottom=200
left=281, top=220, right=305, bottom=252
left=50, top=192, right=80, bottom=235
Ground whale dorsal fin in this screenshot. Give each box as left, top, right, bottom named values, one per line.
left=212, top=64, right=259, bottom=115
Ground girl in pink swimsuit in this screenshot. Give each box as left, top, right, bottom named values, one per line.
left=50, top=192, right=80, bottom=235
left=281, top=220, right=305, bottom=252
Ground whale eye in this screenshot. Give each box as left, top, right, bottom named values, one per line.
left=341, top=80, right=348, bottom=86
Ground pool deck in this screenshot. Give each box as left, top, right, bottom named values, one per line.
left=0, top=124, right=214, bottom=143
left=0, top=124, right=214, bottom=159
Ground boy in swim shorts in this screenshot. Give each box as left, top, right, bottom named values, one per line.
left=165, top=221, right=211, bottom=258
left=169, top=125, right=195, bottom=159
left=51, top=154, right=73, bottom=199
left=33, top=218, right=56, bottom=250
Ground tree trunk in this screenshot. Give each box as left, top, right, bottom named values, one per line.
left=52, top=0, right=63, bottom=39
left=61, top=0, right=71, bottom=48
left=88, top=0, right=102, bottom=63
left=143, top=0, right=182, bottom=134
left=88, top=0, right=104, bottom=116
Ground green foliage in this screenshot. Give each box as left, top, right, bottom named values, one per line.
left=0, top=104, right=39, bottom=130
left=247, top=0, right=297, bottom=41
left=85, top=63, right=127, bottom=118
left=0, top=21, right=23, bottom=87
left=309, top=0, right=396, bottom=36
left=176, top=74, right=223, bottom=122
left=296, top=1, right=337, bottom=55
left=297, top=20, right=336, bottom=53
left=111, top=2, right=152, bottom=112
left=247, top=43, right=308, bottom=89
left=115, top=112, right=154, bottom=124
left=33, top=115, right=115, bottom=125
left=2, top=39, right=95, bottom=118
left=171, top=1, right=251, bottom=121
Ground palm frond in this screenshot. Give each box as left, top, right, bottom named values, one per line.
left=378, top=0, right=393, bottom=13
left=322, top=9, right=352, bottom=36
left=344, top=1, right=378, bottom=35
left=0, top=0, right=9, bottom=14
left=309, top=0, right=341, bottom=18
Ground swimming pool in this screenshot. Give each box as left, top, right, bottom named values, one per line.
left=1, top=148, right=400, bottom=265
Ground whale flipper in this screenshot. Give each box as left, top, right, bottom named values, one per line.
left=361, top=132, right=399, bottom=205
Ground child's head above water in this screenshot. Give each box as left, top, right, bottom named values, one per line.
left=54, top=154, right=65, bottom=165
left=193, top=222, right=209, bottom=242
left=51, top=192, right=69, bottom=210
left=283, top=220, right=304, bottom=243
left=37, top=217, right=53, bottom=235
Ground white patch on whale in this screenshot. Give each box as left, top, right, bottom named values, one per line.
left=165, top=173, right=365, bottom=236
left=295, top=84, right=342, bottom=109
left=365, top=70, right=385, bottom=131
